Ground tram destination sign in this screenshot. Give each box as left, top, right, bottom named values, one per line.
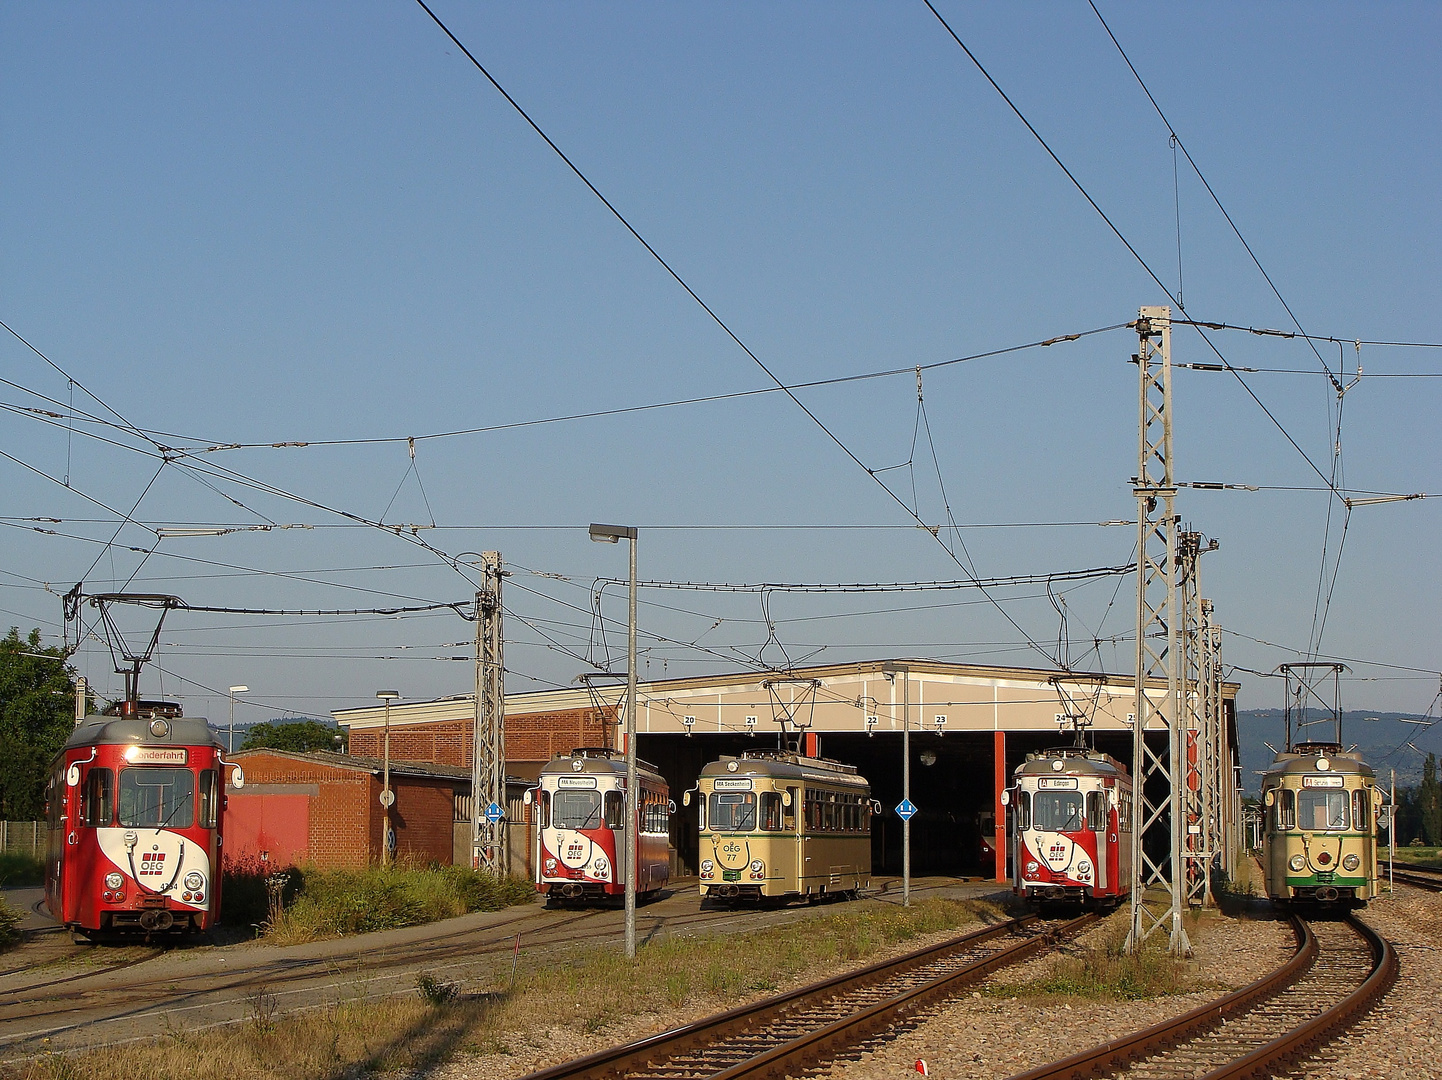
left=557, top=776, right=597, bottom=788
left=712, top=777, right=753, bottom=791
left=124, top=746, right=187, bottom=765
left=1302, top=775, right=1345, bottom=788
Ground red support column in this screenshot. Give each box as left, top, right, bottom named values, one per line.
left=804, top=732, right=819, bottom=758
left=994, top=730, right=1008, bottom=882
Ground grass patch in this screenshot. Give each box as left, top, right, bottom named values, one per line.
left=1389, top=845, right=1442, bottom=868
left=0, top=852, right=44, bottom=887
left=6, top=896, right=1003, bottom=1080
left=263, top=862, right=535, bottom=944
left=988, top=909, right=1197, bottom=1001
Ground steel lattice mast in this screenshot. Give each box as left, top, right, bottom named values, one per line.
left=472, top=552, right=507, bottom=872
left=1128, top=306, right=1191, bottom=956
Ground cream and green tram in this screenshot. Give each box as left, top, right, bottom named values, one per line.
left=1260, top=742, right=1381, bottom=906
left=687, top=752, right=873, bottom=903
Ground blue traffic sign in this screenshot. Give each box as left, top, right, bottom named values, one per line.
left=895, top=798, right=918, bottom=821
left=484, top=801, right=505, bottom=824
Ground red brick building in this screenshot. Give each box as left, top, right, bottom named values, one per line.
left=223, top=749, right=468, bottom=870
left=341, top=699, right=614, bottom=778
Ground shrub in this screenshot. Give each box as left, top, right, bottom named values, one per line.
left=0, top=894, right=19, bottom=950
left=0, top=851, right=44, bottom=887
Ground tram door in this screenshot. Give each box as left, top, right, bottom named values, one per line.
left=773, top=784, right=801, bottom=888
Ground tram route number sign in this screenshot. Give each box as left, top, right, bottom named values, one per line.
left=895, top=798, right=919, bottom=821
left=484, top=801, right=506, bottom=825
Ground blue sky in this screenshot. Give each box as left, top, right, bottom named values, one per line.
left=2, top=3, right=1439, bottom=762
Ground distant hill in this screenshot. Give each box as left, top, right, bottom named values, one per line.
left=1235, top=709, right=1437, bottom=793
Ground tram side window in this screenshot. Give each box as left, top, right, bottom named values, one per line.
left=83, top=768, right=114, bottom=827
left=1086, top=791, right=1103, bottom=831
left=759, top=791, right=784, bottom=831
left=1017, top=790, right=1031, bottom=831
left=784, top=788, right=797, bottom=831
left=604, top=790, right=625, bottom=829
left=1352, top=789, right=1368, bottom=833
left=119, top=767, right=195, bottom=829
left=538, top=790, right=550, bottom=828
left=198, top=769, right=218, bottom=829
left=1275, top=788, right=1295, bottom=830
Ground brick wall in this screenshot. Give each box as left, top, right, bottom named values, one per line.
left=349, top=706, right=613, bottom=768
left=226, top=751, right=461, bottom=869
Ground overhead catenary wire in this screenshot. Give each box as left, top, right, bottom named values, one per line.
left=921, top=0, right=1345, bottom=508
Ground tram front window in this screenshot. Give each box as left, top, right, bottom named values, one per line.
left=552, top=790, right=602, bottom=829
left=1299, top=790, right=1349, bottom=831
left=1031, top=791, right=1084, bottom=832
left=708, top=792, right=757, bottom=831
left=119, top=768, right=195, bottom=829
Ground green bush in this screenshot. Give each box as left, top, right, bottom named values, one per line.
left=0, top=894, right=20, bottom=950
left=0, top=851, right=44, bottom=887
left=265, top=863, right=534, bottom=943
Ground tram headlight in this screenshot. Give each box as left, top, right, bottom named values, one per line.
left=700, top=860, right=714, bottom=873
left=1024, top=861, right=1039, bottom=877
left=750, top=860, right=764, bottom=873
left=183, top=871, right=205, bottom=892
left=1289, top=854, right=1306, bottom=872
left=1342, top=854, right=1360, bottom=872
left=1077, top=860, right=1092, bottom=876
left=105, top=871, right=124, bottom=890
left=593, top=856, right=609, bottom=878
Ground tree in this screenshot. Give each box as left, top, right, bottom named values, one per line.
left=240, top=719, right=346, bottom=754
left=1421, top=753, right=1442, bottom=847
left=0, top=628, right=78, bottom=820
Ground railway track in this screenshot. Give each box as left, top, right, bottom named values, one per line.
left=1004, top=912, right=1396, bottom=1080
left=517, top=912, right=1093, bottom=1080
left=1385, top=860, right=1442, bottom=893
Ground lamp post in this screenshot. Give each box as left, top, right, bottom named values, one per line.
left=883, top=663, right=911, bottom=907
left=228, top=685, right=249, bottom=754
left=377, top=689, right=400, bottom=865
left=590, top=522, right=638, bottom=960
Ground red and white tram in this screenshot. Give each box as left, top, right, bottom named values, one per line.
left=1004, top=747, right=1132, bottom=909
left=529, top=748, right=671, bottom=903
left=45, top=701, right=240, bottom=939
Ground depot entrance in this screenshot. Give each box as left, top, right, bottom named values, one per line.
left=641, top=731, right=1003, bottom=878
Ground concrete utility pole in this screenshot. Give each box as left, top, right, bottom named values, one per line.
left=1128, top=306, right=1191, bottom=956
left=472, top=553, right=507, bottom=873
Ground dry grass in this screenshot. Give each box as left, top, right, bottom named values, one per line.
left=987, top=906, right=1216, bottom=1002
left=8, top=896, right=1004, bottom=1080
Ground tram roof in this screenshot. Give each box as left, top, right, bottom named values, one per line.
left=1014, top=747, right=1130, bottom=780
left=63, top=713, right=222, bottom=752
left=699, top=751, right=870, bottom=788
left=1262, top=745, right=1375, bottom=780
left=538, top=747, right=665, bottom=783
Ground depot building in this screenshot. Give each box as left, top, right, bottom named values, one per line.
left=333, top=659, right=1239, bottom=882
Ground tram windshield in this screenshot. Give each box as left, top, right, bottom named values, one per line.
left=1030, top=791, right=1085, bottom=832
left=118, top=767, right=195, bottom=829
left=708, top=791, right=757, bottom=831
left=551, top=789, right=603, bottom=830
left=1298, top=790, right=1350, bottom=832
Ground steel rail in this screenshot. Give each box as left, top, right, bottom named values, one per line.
left=517, top=913, right=1092, bottom=1080
left=1003, top=912, right=1396, bottom=1080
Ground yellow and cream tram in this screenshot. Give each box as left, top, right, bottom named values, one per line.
left=688, top=751, right=873, bottom=903
left=1260, top=743, right=1381, bottom=906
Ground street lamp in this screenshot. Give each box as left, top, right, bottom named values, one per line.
left=590, top=522, right=638, bottom=960
left=883, top=663, right=911, bottom=907
left=377, top=689, right=400, bottom=865
left=228, top=685, right=249, bottom=754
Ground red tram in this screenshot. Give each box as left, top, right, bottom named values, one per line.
left=1003, top=747, right=1132, bottom=910
left=527, top=748, right=672, bottom=903
left=45, top=701, right=240, bottom=939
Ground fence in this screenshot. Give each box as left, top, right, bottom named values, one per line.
left=1, top=822, right=45, bottom=857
